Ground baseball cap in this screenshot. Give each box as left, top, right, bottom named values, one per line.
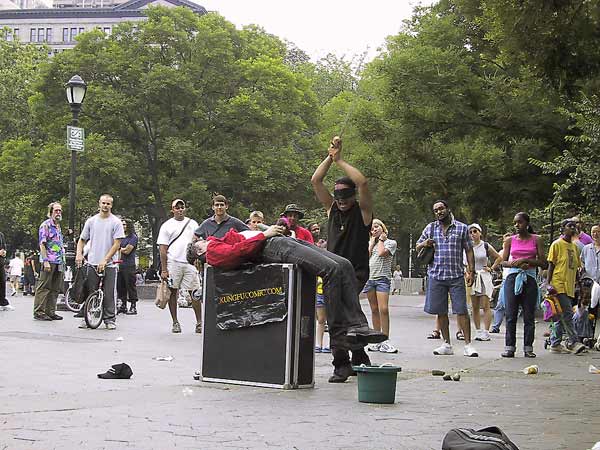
left=171, top=199, right=185, bottom=208
left=97, top=363, right=133, bottom=379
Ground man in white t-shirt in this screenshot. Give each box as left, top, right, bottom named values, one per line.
left=157, top=199, right=201, bottom=333
left=76, top=194, right=125, bottom=330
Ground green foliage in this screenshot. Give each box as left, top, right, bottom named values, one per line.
left=30, top=8, right=320, bottom=246
left=530, top=95, right=600, bottom=216
left=0, top=30, right=49, bottom=143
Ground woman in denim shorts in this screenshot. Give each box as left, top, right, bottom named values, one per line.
left=362, top=219, right=398, bottom=353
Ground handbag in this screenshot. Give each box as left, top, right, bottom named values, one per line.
left=154, top=281, right=171, bottom=309
left=442, top=426, right=520, bottom=450
left=416, top=223, right=435, bottom=265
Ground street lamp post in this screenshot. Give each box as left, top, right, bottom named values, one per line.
left=65, top=75, right=87, bottom=268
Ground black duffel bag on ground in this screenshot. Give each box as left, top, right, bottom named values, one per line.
left=442, top=426, right=519, bottom=450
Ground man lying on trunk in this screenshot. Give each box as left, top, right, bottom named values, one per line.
left=188, top=225, right=386, bottom=383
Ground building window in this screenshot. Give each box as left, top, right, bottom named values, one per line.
left=38, top=28, right=44, bottom=42
left=63, top=28, right=68, bottom=42
left=103, top=27, right=111, bottom=35
left=78, top=27, right=84, bottom=34
left=30, top=28, right=36, bottom=42
left=46, top=28, right=52, bottom=43
left=70, top=27, right=77, bottom=41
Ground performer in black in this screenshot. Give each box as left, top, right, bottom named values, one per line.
left=311, top=136, right=379, bottom=382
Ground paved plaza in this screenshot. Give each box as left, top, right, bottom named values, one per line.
left=1, top=291, right=599, bottom=450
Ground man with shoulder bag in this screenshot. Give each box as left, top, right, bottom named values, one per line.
left=157, top=199, right=202, bottom=334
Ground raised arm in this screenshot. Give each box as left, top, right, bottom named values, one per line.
left=311, top=154, right=334, bottom=213
left=329, top=137, right=373, bottom=225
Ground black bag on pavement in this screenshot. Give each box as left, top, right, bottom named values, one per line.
left=442, top=426, right=519, bottom=450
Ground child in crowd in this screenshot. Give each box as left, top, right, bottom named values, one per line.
left=314, top=277, right=330, bottom=353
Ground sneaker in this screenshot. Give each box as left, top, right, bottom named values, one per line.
left=2, top=305, right=15, bottom=311
left=105, top=322, right=116, bottom=330
left=315, top=346, right=322, bottom=353
left=367, top=343, right=381, bottom=352
left=549, top=344, right=570, bottom=354
left=567, top=342, right=587, bottom=354
left=172, top=322, right=181, bottom=333
left=478, top=330, right=491, bottom=341
left=379, top=340, right=399, bottom=354
left=433, top=343, right=454, bottom=355
left=321, top=347, right=331, bottom=353
left=490, top=327, right=500, bottom=334
left=463, top=343, right=479, bottom=357
left=474, top=330, right=483, bottom=341
left=78, top=319, right=88, bottom=329
left=126, top=306, right=137, bottom=315
left=195, top=323, right=202, bottom=334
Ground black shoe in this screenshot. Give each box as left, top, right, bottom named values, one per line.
left=346, top=326, right=387, bottom=344
left=328, top=364, right=354, bottom=383
left=350, top=348, right=371, bottom=369
left=34, top=313, right=52, bottom=321
left=501, top=350, right=515, bottom=358
left=48, top=313, right=63, bottom=320
left=126, top=306, right=137, bottom=315
left=490, top=327, right=500, bottom=334
left=524, top=351, right=536, bottom=358
left=117, top=307, right=128, bottom=315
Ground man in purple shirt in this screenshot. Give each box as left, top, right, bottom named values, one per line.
left=416, top=200, right=478, bottom=357
left=33, top=202, right=65, bottom=321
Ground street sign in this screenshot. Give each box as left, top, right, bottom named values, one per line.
left=67, top=126, right=85, bottom=152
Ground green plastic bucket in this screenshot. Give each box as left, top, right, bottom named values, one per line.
left=353, top=364, right=402, bottom=404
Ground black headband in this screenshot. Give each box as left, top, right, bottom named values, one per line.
left=333, top=187, right=356, bottom=200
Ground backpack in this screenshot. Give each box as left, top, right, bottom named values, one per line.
left=442, top=426, right=520, bottom=450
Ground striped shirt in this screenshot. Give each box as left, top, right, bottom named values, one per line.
left=417, top=219, right=472, bottom=281
left=368, top=238, right=397, bottom=280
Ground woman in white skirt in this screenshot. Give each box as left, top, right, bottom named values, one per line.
left=467, top=224, right=502, bottom=341
left=391, top=265, right=403, bottom=294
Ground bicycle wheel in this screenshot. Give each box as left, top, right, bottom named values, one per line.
left=64, top=286, right=81, bottom=312
left=84, top=291, right=104, bottom=329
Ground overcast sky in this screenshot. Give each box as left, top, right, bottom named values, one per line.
left=197, top=0, right=425, bottom=61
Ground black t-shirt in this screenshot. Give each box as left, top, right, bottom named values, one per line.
left=326, top=202, right=372, bottom=284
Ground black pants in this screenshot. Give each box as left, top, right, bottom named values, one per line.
left=504, top=273, right=537, bottom=352
left=0, top=266, right=8, bottom=306
left=260, top=237, right=368, bottom=348
left=117, top=265, right=138, bottom=308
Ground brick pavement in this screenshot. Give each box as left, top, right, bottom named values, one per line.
left=1, top=292, right=599, bottom=450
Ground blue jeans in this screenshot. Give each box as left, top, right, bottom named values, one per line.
left=504, top=273, right=537, bottom=352
left=492, top=282, right=506, bottom=330
left=260, top=236, right=368, bottom=351
left=362, top=278, right=391, bottom=293
left=550, top=293, right=578, bottom=347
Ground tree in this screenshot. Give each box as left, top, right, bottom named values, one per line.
left=32, top=8, right=321, bottom=258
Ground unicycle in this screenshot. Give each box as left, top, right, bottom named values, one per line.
left=83, top=265, right=105, bottom=329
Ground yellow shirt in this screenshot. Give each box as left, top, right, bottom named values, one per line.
left=316, top=277, right=323, bottom=295
left=547, top=238, right=581, bottom=297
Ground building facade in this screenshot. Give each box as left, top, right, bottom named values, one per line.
left=0, top=0, right=207, bottom=52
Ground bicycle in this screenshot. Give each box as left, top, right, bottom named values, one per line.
left=83, top=262, right=120, bottom=329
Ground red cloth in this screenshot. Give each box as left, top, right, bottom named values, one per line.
left=206, top=229, right=266, bottom=270
left=292, top=226, right=314, bottom=244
